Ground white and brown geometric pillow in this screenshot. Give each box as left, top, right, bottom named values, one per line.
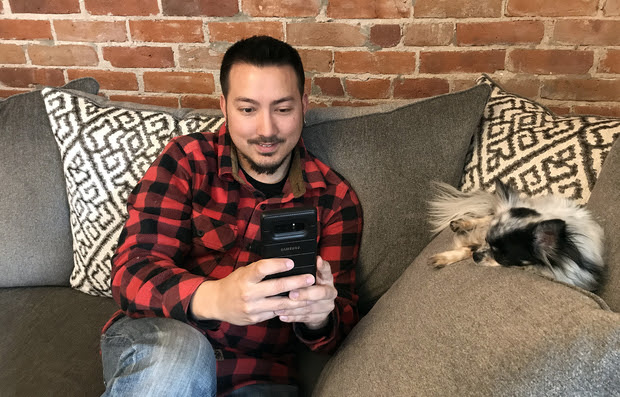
left=43, top=88, right=224, bottom=297
left=461, top=75, right=620, bottom=204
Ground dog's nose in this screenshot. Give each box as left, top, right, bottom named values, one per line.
left=473, top=251, right=484, bottom=263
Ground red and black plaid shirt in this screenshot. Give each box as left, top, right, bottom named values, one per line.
left=104, top=125, right=363, bottom=395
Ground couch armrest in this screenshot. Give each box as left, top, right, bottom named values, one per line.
left=314, top=230, right=620, bottom=396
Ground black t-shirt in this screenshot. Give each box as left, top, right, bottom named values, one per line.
left=241, top=168, right=287, bottom=198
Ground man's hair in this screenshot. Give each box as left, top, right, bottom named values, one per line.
left=220, top=35, right=305, bottom=98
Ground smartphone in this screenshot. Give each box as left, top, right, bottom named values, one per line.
left=261, top=206, right=318, bottom=282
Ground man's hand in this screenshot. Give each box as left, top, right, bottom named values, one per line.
left=275, top=256, right=337, bottom=330
left=189, top=258, right=315, bottom=326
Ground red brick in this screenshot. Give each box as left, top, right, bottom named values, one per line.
left=345, top=79, right=391, bottom=99
left=9, top=0, right=80, bottom=13
left=481, top=76, right=541, bottom=99
left=600, top=50, right=620, bottom=73
left=0, top=89, right=31, bottom=99
left=84, top=0, right=159, bottom=16
left=547, top=104, right=572, bottom=115
left=103, top=46, right=174, bottom=68
left=403, top=23, right=453, bottom=46
left=108, top=94, right=180, bottom=108
left=507, top=0, right=598, bottom=16
left=335, top=51, right=416, bottom=74
left=508, top=49, right=593, bottom=74
left=415, top=0, right=501, bottom=18
left=457, top=21, right=544, bottom=45
left=393, top=78, right=450, bottom=99
left=553, top=20, right=620, bottom=46
left=29, top=44, right=99, bottom=66
left=573, top=104, right=620, bottom=118
left=180, top=95, right=220, bottom=109
left=130, top=20, right=204, bottom=43
left=162, top=0, right=237, bottom=16
left=179, top=46, right=223, bottom=69
left=243, top=0, right=320, bottom=17
left=298, top=49, right=333, bottom=73
left=0, top=44, right=26, bottom=64
left=370, top=25, right=401, bottom=48
left=54, top=20, right=127, bottom=42
left=144, top=71, right=215, bottom=94
left=604, top=0, right=620, bottom=15
left=314, top=77, right=344, bottom=96
left=420, top=50, right=505, bottom=74
left=67, top=69, right=138, bottom=91
left=208, top=22, right=283, bottom=42
left=287, top=23, right=366, bottom=47
left=327, top=0, right=409, bottom=18
left=0, top=20, right=52, bottom=40
left=0, top=67, right=65, bottom=88
left=541, top=78, right=620, bottom=102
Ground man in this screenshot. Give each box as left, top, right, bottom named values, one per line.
left=101, top=36, right=363, bottom=396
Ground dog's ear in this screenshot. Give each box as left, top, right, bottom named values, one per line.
left=494, top=180, right=518, bottom=204
left=534, top=219, right=566, bottom=251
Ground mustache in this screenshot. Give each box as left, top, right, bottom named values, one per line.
left=247, top=137, right=286, bottom=145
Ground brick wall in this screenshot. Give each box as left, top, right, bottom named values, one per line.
left=0, top=0, right=619, bottom=115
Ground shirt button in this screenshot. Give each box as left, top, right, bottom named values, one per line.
left=196, top=230, right=204, bottom=237
left=260, top=204, right=266, bottom=210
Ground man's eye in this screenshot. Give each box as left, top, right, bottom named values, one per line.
left=277, top=108, right=292, bottom=113
left=239, top=107, right=254, bottom=114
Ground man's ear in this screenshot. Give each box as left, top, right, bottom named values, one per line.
left=220, top=94, right=227, bottom=120
left=302, top=93, right=309, bottom=116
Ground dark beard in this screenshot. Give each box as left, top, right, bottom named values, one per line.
left=226, top=123, right=288, bottom=175
left=237, top=150, right=288, bottom=175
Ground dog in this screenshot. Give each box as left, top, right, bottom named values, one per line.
left=428, top=180, right=606, bottom=292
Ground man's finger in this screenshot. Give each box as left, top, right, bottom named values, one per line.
left=249, top=258, right=294, bottom=283
left=260, top=273, right=315, bottom=297
left=316, top=256, right=334, bottom=283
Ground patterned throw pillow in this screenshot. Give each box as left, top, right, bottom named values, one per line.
left=461, top=75, right=620, bottom=204
left=42, top=88, right=224, bottom=297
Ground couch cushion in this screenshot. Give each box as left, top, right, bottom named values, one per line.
left=462, top=75, right=620, bottom=204
left=0, top=288, right=118, bottom=395
left=314, top=230, right=620, bottom=396
left=0, top=78, right=99, bottom=288
left=588, top=138, right=620, bottom=311
left=302, top=85, right=491, bottom=314
left=41, top=88, right=224, bottom=297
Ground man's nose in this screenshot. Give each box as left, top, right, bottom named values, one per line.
left=257, top=111, right=276, bottom=136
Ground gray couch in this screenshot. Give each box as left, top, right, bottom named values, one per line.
left=1, top=76, right=618, bottom=396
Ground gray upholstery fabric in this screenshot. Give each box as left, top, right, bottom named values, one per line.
left=0, top=79, right=99, bottom=288
left=302, top=85, right=491, bottom=314
left=0, top=288, right=117, bottom=395
left=588, top=139, right=620, bottom=312
left=313, top=229, right=620, bottom=396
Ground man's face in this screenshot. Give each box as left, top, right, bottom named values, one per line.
left=220, top=63, right=308, bottom=183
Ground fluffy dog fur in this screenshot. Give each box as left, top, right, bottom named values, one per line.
left=428, top=181, right=605, bottom=292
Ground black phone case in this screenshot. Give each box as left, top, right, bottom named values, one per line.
left=261, top=206, right=317, bottom=281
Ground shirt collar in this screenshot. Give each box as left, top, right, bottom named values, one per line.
left=215, top=124, right=326, bottom=198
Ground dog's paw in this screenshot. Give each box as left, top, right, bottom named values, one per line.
left=429, top=254, right=448, bottom=269
left=449, top=220, right=461, bottom=232
left=450, top=218, right=475, bottom=232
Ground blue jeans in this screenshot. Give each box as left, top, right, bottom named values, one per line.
left=100, top=316, right=298, bottom=396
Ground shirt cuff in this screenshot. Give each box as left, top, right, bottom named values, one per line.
left=294, top=312, right=335, bottom=342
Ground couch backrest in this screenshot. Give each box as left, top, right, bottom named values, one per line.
left=0, top=79, right=98, bottom=287
left=303, top=85, right=491, bottom=314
